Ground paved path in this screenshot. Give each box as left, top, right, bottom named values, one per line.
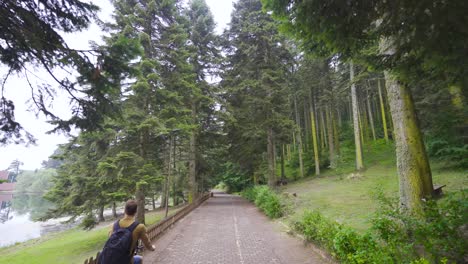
left=143, top=192, right=326, bottom=264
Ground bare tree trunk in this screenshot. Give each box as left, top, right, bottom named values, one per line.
left=326, top=105, right=336, bottom=169
left=350, top=61, right=364, bottom=170
left=136, top=183, right=145, bottom=224
left=333, top=110, right=340, bottom=155
left=165, top=136, right=173, bottom=218
left=267, top=127, right=276, bottom=187
left=384, top=73, right=434, bottom=212
left=281, top=144, right=285, bottom=180
left=294, top=94, right=305, bottom=178
left=98, top=206, right=105, bottom=222
left=320, top=109, right=328, bottom=149
left=361, top=100, right=370, bottom=142
left=137, top=128, right=148, bottom=222
left=367, top=89, right=376, bottom=141
left=378, top=79, right=389, bottom=142
left=380, top=38, right=433, bottom=213
left=315, top=103, right=321, bottom=149
left=188, top=102, right=197, bottom=203
left=310, top=104, right=320, bottom=176
left=303, top=99, right=310, bottom=148
left=112, top=202, right=118, bottom=219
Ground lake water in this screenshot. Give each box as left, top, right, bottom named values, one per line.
left=0, top=193, right=77, bottom=247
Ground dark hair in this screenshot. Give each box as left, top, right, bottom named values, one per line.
left=125, top=200, right=138, bottom=216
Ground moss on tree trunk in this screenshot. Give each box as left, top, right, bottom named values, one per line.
left=384, top=72, right=433, bottom=213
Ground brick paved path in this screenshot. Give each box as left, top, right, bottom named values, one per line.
left=143, top=192, right=326, bottom=264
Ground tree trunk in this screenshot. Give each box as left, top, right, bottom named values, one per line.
left=361, top=101, right=370, bottom=142
left=281, top=144, right=285, bottom=180
left=378, top=79, right=389, bottom=142
left=112, top=202, right=118, bottom=219
left=303, top=99, right=310, bottom=148
left=366, top=84, right=376, bottom=141
left=267, top=127, right=276, bottom=187
left=98, top=206, right=105, bottom=222
left=160, top=187, right=167, bottom=209
left=333, top=110, right=340, bottom=155
left=164, top=136, right=173, bottom=218
left=350, top=61, right=364, bottom=170
left=309, top=90, right=320, bottom=176
left=188, top=101, right=197, bottom=203
left=310, top=105, right=320, bottom=176
left=294, top=94, right=305, bottom=178
left=136, top=183, right=145, bottom=224
left=384, top=72, right=434, bottom=212
left=320, top=109, right=328, bottom=149
left=173, top=136, right=178, bottom=207
left=326, top=105, right=336, bottom=169
left=315, top=102, right=321, bottom=149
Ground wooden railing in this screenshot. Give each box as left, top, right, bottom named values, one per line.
left=83, top=193, right=211, bottom=264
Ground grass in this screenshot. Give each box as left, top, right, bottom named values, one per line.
left=281, top=140, right=468, bottom=232
left=0, top=207, right=181, bottom=264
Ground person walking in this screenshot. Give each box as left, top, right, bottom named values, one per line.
left=100, top=200, right=155, bottom=264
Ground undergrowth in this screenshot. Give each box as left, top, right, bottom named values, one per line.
left=241, top=186, right=283, bottom=218
left=291, top=190, right=467, bottom=264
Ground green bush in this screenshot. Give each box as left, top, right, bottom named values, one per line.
left=241, top=185, right=283, bottom=218
left=294, top=210, right=391, bottom=263
left=294, top=210, right=340, bottom=250
left=371, top=190, right=468, bottom=263
left=221, top=162, right=252, bottom=193
left=241, top=187, right=257, bottom=202
left=333, top=227, right=392, bottom=264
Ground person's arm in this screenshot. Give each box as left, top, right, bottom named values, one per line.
left=139, top=225, right=156, bottom=251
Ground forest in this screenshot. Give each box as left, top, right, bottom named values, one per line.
left=0, top=0, right=467, bottom=263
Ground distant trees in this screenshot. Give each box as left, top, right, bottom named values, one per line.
left=222, top=0, right=293, bottom=187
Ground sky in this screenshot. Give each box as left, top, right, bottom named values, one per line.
left=0, top=0, right=235, bottom=171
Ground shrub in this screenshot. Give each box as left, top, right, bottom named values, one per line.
left=371, top=190, right=468, bottom=263
left=294, top=210, right=340, bottom=250
left=241, top=185, right=283, bottom=219
left=294, top=210, right=392, bottom=263
left=333, top=228, right=392, bottom=264
left=241, top=187, right=257, bottom=202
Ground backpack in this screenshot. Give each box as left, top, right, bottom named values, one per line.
left=99, top=220, right=140, bottom=264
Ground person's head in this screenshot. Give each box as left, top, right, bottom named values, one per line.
left=124, top=200, right=138, bottom=216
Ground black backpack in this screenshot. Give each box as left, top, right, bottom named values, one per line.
left=99, top=220, right=139, bottom=264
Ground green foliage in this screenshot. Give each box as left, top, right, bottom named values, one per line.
left=80, top=213, right=98, bottom=230
left=294, top=210, right=340, bottom=251
left=241, top=186, right=283, bottom=218
left=371, top=190, right=468, bottom=263
left=293, top=210, right=392, bottom=264
left=213, top=182, right=227, bottom=191
left=426, top=139, right=468, bottom=168
left=221, top=162, right=252, bottom=193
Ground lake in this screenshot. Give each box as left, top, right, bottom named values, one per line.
left=0, top=193, right=76, bottom=248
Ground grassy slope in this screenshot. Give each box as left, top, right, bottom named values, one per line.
left=281, top=141, right=467, bottom=232
left=0, top=208, right=179, bottom=264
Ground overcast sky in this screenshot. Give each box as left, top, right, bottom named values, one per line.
left=0, top=0, right=235, bottom=171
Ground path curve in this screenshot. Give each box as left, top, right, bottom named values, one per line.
left=143, top=192, right=326, bottom=264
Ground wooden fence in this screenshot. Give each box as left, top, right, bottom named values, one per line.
left=83, top=193, right=211, bottom=264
